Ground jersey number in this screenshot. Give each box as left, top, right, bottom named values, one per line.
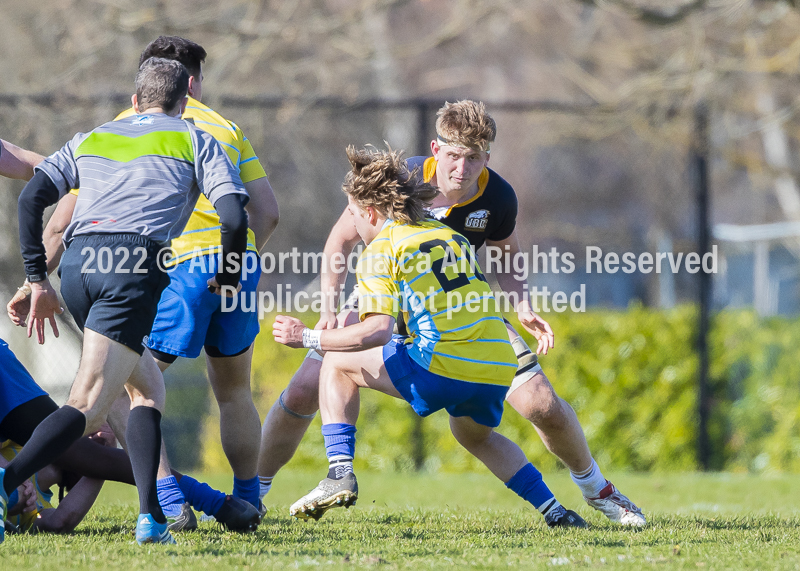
left=419, top=235, right=486, bottom=293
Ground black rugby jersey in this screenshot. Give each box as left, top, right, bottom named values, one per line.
left=407, top=156, right=518, bottom=249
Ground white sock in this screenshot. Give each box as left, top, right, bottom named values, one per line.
left=537, top=498, right=563, bottom=516
left=259, top=476, right=274, bottom=500
left=570, top=459, right=607, bottom=498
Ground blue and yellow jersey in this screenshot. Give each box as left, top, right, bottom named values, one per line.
left=356, top=219, right=517, bottom=385
left=1, top=440, right=53, bottom=531
left=115, top=97, right=266, bottom=264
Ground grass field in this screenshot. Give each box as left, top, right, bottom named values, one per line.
left=2, top=470, right=800, bottom=570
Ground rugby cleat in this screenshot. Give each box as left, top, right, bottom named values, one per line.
left=584, top=481, right=646, bottom=527
left=545, top=506, right=589, bottom=528
left=258, top=501, right=267, bottom=520
left=135, top=513, right=177, bottom=545
left=0, top=468, right=7, bottom=544
left=166, top=501, right=198, bottom=532
left=290, top=472, right=358, bottom=521
left=202, top=495, right=260, bottom=532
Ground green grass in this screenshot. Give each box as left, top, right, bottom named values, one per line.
left=4, top=470, right=800, bottom=569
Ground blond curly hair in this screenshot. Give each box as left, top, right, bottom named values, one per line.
left=435, top=100, right=496, bottom=151
left=342, top=146, right=438, bottom=225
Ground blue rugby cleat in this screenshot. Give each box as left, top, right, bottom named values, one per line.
left=135, top=513, right=177, bottom=545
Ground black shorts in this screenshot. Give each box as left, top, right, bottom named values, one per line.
left=60, top=233, right=170, bottom=355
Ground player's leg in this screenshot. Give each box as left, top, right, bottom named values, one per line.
left=448, top=415, right=585, bottom=528
left=187, top=250, right=262, bottom=510
left=136, top=256, right=217, bottom=529
left=506, top=330, right=645, bottom=526
left=205, top=346, right=261, bottom=508
left=257, top=354, right=320, bottom=501
left=0, top=330, right=142, bottom=539
left=289, top=345, right=401, bottom=520
left=258, top=306, right=360, bottom=503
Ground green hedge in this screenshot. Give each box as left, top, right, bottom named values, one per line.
left=190, top=306, right=800, bottom=473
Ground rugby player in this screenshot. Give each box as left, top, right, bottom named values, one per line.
left=0, top=57, right=250, bottom=545
left=260, top=100, right=645, bottom=526
left=2, top=424, right=114, bottom=535
left=273, top=146, right=586, bottom=527
left=7, top=35, right=277, bottom=527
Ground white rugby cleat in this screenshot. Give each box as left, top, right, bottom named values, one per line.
left=584, top=481, right=646, bottom=527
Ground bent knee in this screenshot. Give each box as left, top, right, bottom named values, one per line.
left=509, top=374, right=567, bottom=425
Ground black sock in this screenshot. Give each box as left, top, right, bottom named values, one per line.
left=127, top=406, right=166, bottom=524
left=3, top=405, right=86, bottom=495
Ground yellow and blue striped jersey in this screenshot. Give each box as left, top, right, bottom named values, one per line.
left=1, top=440, right=53, bottom=531
left=115, top=97, right=266, bottom=263
left=356, top=219, right=517, bottom=385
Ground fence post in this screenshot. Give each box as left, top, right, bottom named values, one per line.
left=407, top=101, right=434, bottom=471
left=694, top=102, right=712, bottom=471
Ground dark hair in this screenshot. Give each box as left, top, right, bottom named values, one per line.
left=135, top=58, right=189, bottom=113
left=139, top=36, right=206, bottom=78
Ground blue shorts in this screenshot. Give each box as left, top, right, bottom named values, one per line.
left=383, top=336, right=508, bottom=428
left=146, top=252, right=262, bottom=359
left=0, top=339, right=47, bottom=424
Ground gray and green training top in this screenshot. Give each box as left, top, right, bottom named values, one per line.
left=35, top=112, right=248, bottom=246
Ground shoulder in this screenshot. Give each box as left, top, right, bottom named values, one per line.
left=485, top=168, right=517, bottom=200
left=405, top=155, right=427, bottom=171
left=183, top=100, right=242, bottom=139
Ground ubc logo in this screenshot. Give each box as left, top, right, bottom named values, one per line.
left=132, top=115, right=155, bottom=126
left=464, top=209, right=489, bottom=231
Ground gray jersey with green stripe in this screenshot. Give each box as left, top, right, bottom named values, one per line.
left=36, top=112, right=248, bottom=246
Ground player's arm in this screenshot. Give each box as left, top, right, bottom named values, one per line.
left=43, top=192, right=76, bottom=274
left=0, top=139, right=44, bottom=180
left=243, top=176, right=279, bottom=252
left=318, top=208, right=362, bottom=328
left=273, top=313, right=394, bottom=352
left=6, top=192, right=74, bottom=328
left=208, top=194, right=249, bottom=296
left=486, top=231, right=554, bottom=355
left=17, top=170, right=67, bottom=343
left=32, top=477, right=105, bottom=534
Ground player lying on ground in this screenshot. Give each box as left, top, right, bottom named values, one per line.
left=0, top=58, right=249, bottom=546
left=5, top=35, right=277, bottom=529
left=273, top=146, right=587, bottom=528
left=1, top=424, right=115, bottom=535
left=259, top=100, right=645, bottom=526
left=0, top=336, right=260, bottom=533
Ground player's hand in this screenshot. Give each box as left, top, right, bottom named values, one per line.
left=88, top=422, right=117, bottom=447
left=27, top=279, right=63, bottom=345
left=315, top=312, right=338, bottom=331
left=517, top=306, right=554, bottom=355
left=7, top=286, right=31, bottom=327
left=273, top=315, right=308, bottom=348
left=7, top=480, right=37, bottom=516
left=207, top=276, right=242, bottom=297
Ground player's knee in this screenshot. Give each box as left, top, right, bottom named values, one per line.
left=281, top=383, right=318, bottom=415
left=449, top=417, right=492, bottom=451
left=510, top=374, right=565, bottom=427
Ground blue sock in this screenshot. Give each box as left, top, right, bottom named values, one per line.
left=177, top=475, right=226, bottom=517
left=321, top=423, right=357, bottom=459
left=156, top=476, right=185, bottom=518
left=505, top=463, right=557, bottom=513
left=232, top=475, right=260, bottom=509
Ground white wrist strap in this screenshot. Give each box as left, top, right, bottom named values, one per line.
left=302, top=328, right=322, bottom=351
